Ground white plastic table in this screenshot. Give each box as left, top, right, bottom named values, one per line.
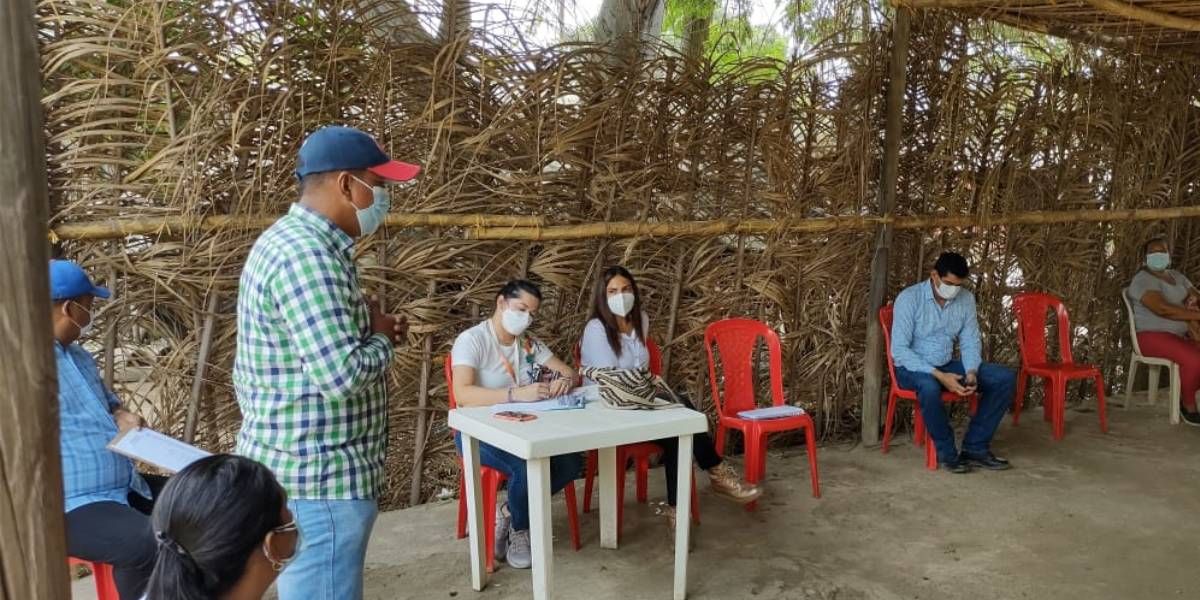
left=448, top=402, right=708, bottom=600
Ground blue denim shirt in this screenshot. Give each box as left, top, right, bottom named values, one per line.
left=56, top=341, right=150, bottom=512
left=890, top=279, right=983, bottom=375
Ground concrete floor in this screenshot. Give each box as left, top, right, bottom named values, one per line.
left=73, top=394, right=1200, bottom=600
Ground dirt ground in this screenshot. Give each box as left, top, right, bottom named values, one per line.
left=72, top=394, right=1200, bottom=600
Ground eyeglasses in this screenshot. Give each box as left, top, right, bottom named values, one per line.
left=263, top=519, right=300, bottom=571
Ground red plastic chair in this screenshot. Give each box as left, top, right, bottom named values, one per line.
left=68, top=558, right=119, bottom=600
left=879, top=305, right=978, bottom=470
left=1012, top=292, right=1109, bottom=440
left=445, top=356, right=581, bottom=572
left=576, top=339, right=699, bottom=538
left=704, top=318, right=820, bottom=506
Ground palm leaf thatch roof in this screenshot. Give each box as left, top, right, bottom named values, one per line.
left=896, top=0, right=1200, bottom=57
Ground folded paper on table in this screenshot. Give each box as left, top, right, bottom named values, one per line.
left=108, top=428, right=212, bottom=473
left=737, top=405, right=806, bottom=420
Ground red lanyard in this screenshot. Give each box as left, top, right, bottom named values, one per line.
left=490, top=321, right=531, bottom=385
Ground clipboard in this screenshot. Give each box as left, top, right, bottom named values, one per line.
left=107, top=428, right=212, bottom=474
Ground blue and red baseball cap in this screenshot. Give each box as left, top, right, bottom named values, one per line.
left=49, top=260, right=110, bottom=302
left=295, top=126, right=421, bottom=182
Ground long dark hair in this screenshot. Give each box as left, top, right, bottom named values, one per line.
left=588, top=266, right=645, bottom=357
left=146, top=455, right=286, bottom=600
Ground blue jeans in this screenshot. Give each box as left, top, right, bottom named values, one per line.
left=895, top=360, right=1015, bottom=462
left=276, top=498, right=379, bottom=600
left=456, top=434, right=583, bottom=531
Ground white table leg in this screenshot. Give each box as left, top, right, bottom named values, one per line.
left=527, top=457, right=554, bottom=600
left=673, top=434, right=693, bottom=600
left=598, top=446, right=618, bottom=549
left=460, top=434, right=487, bottom=591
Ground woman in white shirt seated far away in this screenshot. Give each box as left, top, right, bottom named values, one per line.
left=450, top=279, right=585, bottom=570
left=579, top=266, right=761, bottom=541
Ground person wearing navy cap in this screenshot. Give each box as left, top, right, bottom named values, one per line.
left=234, top=126, right=419, bottom=600
left=51, top=259, right=167, bottom=600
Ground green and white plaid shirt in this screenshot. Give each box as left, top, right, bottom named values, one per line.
left=235, top=203, right=394, bottom=500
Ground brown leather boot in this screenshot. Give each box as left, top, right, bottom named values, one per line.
left=655, top=502, right=695, bottom=552
left=707, top=463, right=762, bottom=504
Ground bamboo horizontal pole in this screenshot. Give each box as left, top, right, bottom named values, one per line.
left=1084, top=0, right=1200, bottom=32
left=50, top=212, right=545, bottom=241
left=466, top=205, right=1200, bottom=240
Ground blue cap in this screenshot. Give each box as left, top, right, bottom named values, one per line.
left=49, top=260, right=111, bottom=302
left=295, top=126, right=420, bottom=182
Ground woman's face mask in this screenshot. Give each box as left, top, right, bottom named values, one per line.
left=607, top=292, right=636, bottom=317
left=1146, top=252, right=1171, bottom=272
left=349, top=175, right=390, bottom=237
left=501, top=302, right=533, bottom=336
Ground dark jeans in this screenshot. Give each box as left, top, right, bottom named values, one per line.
left=655, top=398, right=723, bottom=506
left=895, top=361, right=1015, bottom=462
left=455, top=435, right=583, bottom=531
left=66, top=474, right=168, bottom=600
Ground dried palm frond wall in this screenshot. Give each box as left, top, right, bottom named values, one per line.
left=39, top=1, right=1200, bottom=507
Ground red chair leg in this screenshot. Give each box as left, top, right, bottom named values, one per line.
left=1095, top=373, right=1109, bottom=433
left=882, top=391, right=899, bottom=454
left=564, top=482, right=581, bottom=551
left=968, top=395, right=978, bottom=416
left=1043, top=379, right=1053, bottom=422
left=635, top=455, right=650, bottom=503
left=913, top=408, right=925, bottom=447
left=1052, top=376, right=1068, bottom=441
left=483, top=475, right=500, bottom=573
left=93, top=562, right=118, bottom=600
left=456, top=471, right=468, bottom=539
left=616, top=452, right=627, bottom=542
left=714, top=425, right=727, bottom=458
left=1012, top=370, right=1027, bottom=425
left=925, top=432, right=937, bottom=471
left=744, top=433, right=767, bottom=512
left=689, top=478, right=701, bottom=525
left=583, top=450, right=597, bottom=513
left=803, top=418, right=821, bottom=498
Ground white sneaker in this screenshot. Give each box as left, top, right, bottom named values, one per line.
left=494, top=502, right=511, bottom=561
left=506, top=529, right=532, bottom=569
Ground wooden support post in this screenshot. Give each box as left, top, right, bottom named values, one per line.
left=662, top=254, right=687, bottom=379
left=184, top=292, right=219, bottom=444
left=0, top=0, right=71, bottom=597
left=861, top=7, right=911, bottom=446
left=410, top=280, right=437, bottom=506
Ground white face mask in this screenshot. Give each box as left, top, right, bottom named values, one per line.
left=607, top=292, right=636, bottom=317
left=500, top=307, right=532, bottom=336
left=66, top=301, right=94, bottom=337
left=350, top=175, right=390, bottom=237
left=936, top=279, right=961, bottom=301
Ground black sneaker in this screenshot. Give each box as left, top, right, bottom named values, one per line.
left=960, top=451, right=1012, bottom=471
left=1182, top=409, right=1200, bottom=427
left=940, top=456, right=973, bottom=474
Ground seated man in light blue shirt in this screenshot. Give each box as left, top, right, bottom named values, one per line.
left=51, top=259, right=166, bottom=599
left=891, top=252, right=1016, bottom=473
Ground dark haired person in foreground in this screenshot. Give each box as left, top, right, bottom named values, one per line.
left=51, top=259, right=164, bottom=600
left=449, top=279, right=584, bottom=569
left=890, top=252, right=1017, bottom=473
left=145, top=454, right=298, bottom=600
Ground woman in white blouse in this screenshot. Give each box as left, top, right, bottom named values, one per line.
left=579, top=266, right=760, bottom=539
left=450, top=279, right=584, bottom=569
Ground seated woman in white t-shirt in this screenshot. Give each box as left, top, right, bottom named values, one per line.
left=579, top=266, right=761, bottom=541
left=450, top=279, right=584, bottom=570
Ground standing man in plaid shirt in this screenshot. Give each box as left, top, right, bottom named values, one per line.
left=235, top=126, right=418, bottom=600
